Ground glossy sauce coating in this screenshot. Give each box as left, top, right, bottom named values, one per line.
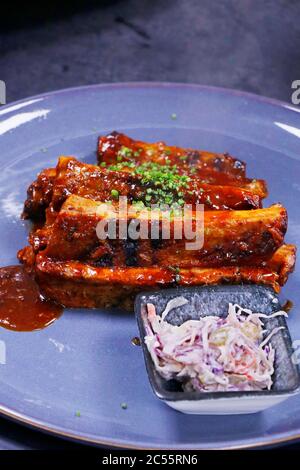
left=97, top=131, right=247, bottom=176
left=282, top=299, right=293, bottom=313
left=17, top=132, right=295, bottom=313
left=39, top=198, right=286, bottom=268
left=0, top=265, right=62, bottom=331
left=22, top=153, right=266, bottom=221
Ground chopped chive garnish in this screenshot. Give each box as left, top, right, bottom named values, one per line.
left=117, top=146, right=134, bottom=160
left=111, top=189, right=119, bottom=199
left=102, top=154, right=199, bottom=207
left=169, top=266, right=180, bottom=273
left=131, top=161, right=191, bottom=206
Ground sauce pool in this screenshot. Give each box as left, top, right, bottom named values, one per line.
left=0, top=265, right=62, bottom=332
left=282, top=299, right=293, bottom=313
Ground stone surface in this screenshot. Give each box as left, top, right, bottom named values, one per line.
left=0, top=0, right=299, bottom=103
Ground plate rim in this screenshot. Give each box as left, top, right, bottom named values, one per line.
left=1, top=403, right=300, bottom=450
left=0, top=81, right=300, bottom=449
left=0, top=80, right=299, bottom=114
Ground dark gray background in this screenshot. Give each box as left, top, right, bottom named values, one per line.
left=1, top=0, right=300, bottom=103
left=0, top=0, right=299, bottom=450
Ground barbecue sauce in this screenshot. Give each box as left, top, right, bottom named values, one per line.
left=282, top=299, right=293, bottom=313
left=0, top=265, right=62, bottom=331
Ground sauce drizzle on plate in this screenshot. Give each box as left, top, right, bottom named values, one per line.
left=0, top=265, right=62, bottom=332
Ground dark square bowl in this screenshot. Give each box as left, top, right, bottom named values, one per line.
left=135, top=285, right=300, bottom=414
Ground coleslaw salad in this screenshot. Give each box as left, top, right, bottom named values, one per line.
left=144, top=298, right=287, bottom=392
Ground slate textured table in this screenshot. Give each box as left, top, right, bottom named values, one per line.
left=0, top=0, right=300, bottom=450
left=1, top=0, right=299, bottom=103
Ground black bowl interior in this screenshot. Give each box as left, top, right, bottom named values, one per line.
left=135, top=285, right=300, bottom=401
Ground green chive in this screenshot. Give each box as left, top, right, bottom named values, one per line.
left=169, top=266, right=180, bottom=273
left=111, top=189, right=119, bottom=199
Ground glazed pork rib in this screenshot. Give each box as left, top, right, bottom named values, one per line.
left=52, top=158, right=263, bottom=211
left=22, top=157, right=264, bottom=220
left=267, top=243, right=296, bottom=285
left=34, top=257, right=286, bottom=310
left=97, top=132, right=265, bottom=190
left=19, top=132, right=295, bottom=308
left=18, top=241, right=295, bottom=310
left=97, top=132, right=267, bottom=196
left=97, top=131, right=247, bottom=176
left=23, top=167, right=56, bottom=219
left=30, top=195, right=286, bottom=268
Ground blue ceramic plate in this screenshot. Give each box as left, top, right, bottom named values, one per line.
left=0, top=83, right=299, bottom=449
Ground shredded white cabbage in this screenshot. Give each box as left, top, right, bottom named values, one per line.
left=144, top=300, right=287, bottom=392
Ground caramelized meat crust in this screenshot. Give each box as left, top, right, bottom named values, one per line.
left=22, top=157, right=264, bottom=220
left=98, top=131, right=247, bottom=176
left=266, top=243, right=296, bottom=285
left=18, top=132, right=295, bottom=308
left=35, top=257, right=281, bottom=310
left=22, top=168, right=56, bottom=220
left=36, top=196, right=287, bottom=268
left=23, top=133, right=269, bottom=220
